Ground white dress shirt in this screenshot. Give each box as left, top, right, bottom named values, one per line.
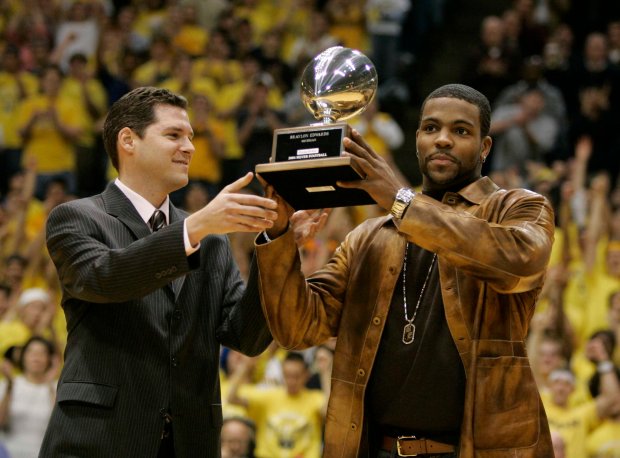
left=115, top=179, right=199, bottom=255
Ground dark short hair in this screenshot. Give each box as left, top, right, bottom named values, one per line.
left=6, top=253, right=27, bottom=267
left=3, top=44, right=19, bottom=58
left=45, top=175, right=68, bottom=192
left=69, top=52, right=88, bottom=64
left=18, top=336, right=55, bottom=372
left=0, top=282, right=10, bottom=297
left=41, top=64, right=63, bottom=78
left=284, top=351, right=308, bottom=368
left=589, top=330, right=616, bottom=356
left=3, top=345, right=19, bottom=365
left=419, top=84, right=491, bottom=137
left=102, top=86, right=188, bottom=170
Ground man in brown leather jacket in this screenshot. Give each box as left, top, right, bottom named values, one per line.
left=256, top=84, right=555, bottom=457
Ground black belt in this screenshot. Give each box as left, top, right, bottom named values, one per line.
left=381, top=435, right=455, bottom=456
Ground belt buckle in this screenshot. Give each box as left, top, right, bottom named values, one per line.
left=397, top=435, right=418, bottom=457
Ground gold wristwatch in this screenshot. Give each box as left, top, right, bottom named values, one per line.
left=390, top=188, right=415, bottom=219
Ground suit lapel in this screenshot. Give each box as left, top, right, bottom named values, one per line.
left=103, top=182, right=182, bottom=300
left=102, top=183, right=151, bottom=240
left=169, top=203, right=188, bottom=298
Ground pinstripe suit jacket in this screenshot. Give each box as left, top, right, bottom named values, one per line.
left=39, top=183, right=272, bottom=457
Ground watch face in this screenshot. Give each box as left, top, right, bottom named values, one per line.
left=392, top=188, right=414, bottom=219
left=396, top=188, right=414, bottom=203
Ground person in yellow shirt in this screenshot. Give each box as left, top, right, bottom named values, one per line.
left=232, top=0, right=278, bottom=45
left=236, top=75, right=286, bottom=183
left=324, top=0, right=368, bottom=51
left=532, top=335, right=570, bottom=394
left=573, top=330, right=618, bottom=398
left=286, top=10, right=340, bottom=70
left=582, top=241, right=620, bottom=342
left=610, top=291, right=620, bottom=368
left=186, top=93, right=226, bottom=195
left=274, top=0, right=314, bottom=63
left=193, top=29, right=243, bottom=89
left=132, top=34, right=173, bottom=87
left=132, top=0, right=167, bottom=44
left=0, top=288, right=57, bottom=358
left=586, top=418, right=620, bottom=457
left=158, top=53, right=218, bottom=104
left=544, top=369, right=604, bottom=458
left=253, top=28, right=295, bottom=96
left=0, top=161, right=41, bottom=259
left=585, top=345, right=620, bottom=458
left=215, top=54, right=283, bottom=185
left=219, top=344, right=284, bottom=421
left=0, top=255, right=27, bottom=311
left=580, top=171, right=620, bottom=343
left=544, top=337, right=620, bottom=458
left=171, top=3, right=208, bottom=57
left=60, top=52, right=108, bottom=197
left=0, top=45, right=39, bottom=197
left=16, top=65, right=88, bottom=199
left=215, top=53, right=284, bottom=117
left=228, top=351, right=326, bottom=458
left=219, top=350, right=252, bottom=421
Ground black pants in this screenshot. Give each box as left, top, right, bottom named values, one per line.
left=157, top=422, right=175, bottom=458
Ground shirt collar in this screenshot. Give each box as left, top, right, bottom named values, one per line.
left=454, top=176, right=499, bottom=205
left=114, top=178, right=170, bottom=225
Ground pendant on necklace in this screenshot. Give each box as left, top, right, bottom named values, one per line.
left=402, top=323, right=415, bottom=344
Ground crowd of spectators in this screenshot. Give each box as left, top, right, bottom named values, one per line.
left=1, top=0, right=620, bottom=456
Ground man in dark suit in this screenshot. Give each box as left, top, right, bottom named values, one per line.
left=40, top=87, right=279, bottom=457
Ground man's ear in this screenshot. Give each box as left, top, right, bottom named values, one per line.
left=481, top=135, right=493, bottom=161
left=118, top=127, right=135, bottom=152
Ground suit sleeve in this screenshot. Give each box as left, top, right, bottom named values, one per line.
left=46, top=201, right=191, bottom=303
left=215, top=249, right=273, bottom=356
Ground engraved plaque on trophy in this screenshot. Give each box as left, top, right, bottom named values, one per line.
left=255, top=46, right=378, bottom=210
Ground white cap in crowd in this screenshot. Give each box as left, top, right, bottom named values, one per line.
left=17, top=288, right=51, bottom=308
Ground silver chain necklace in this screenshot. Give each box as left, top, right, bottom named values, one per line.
left=401, top=242, right=437, bottom=345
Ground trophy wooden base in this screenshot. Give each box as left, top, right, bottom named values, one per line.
left=255, top=156, right=375, bottom=210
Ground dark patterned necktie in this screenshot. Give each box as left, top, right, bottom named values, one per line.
left=149, top=209, right=181, bottom=294
left=149, top=209, right=166, bottom=232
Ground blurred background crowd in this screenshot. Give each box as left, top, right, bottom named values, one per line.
left=1, top=0, right=620, bottom=457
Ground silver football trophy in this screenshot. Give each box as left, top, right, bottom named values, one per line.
left=255, top=46, right=378, bottom=209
